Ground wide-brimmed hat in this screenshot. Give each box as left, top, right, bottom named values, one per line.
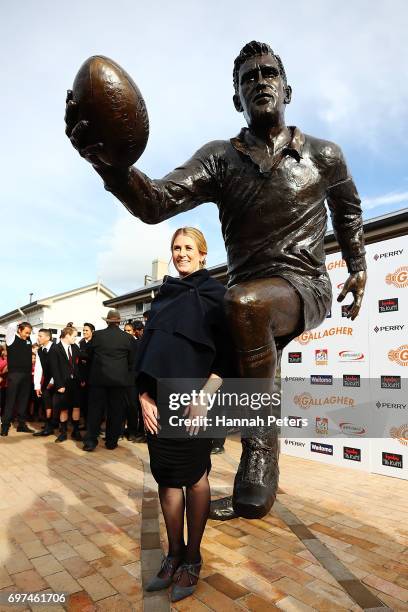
left=103, top=309, right=122, bottom=323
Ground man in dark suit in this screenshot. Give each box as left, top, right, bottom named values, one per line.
left=83, top=309, right=135, bottom=451
left=48, top=326, right=82, bottom=442
left=1, top=321, right=34, bottom=436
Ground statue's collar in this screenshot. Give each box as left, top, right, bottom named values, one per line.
left=230, top=126, right=305, bottom=173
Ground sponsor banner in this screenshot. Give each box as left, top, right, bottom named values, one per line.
left=281, top=235, right=407, bottom=478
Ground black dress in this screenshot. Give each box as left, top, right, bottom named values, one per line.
left=136, top=268, right=236, bottom=488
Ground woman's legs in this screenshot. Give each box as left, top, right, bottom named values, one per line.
left=157, top=485, right=185, bottom=578
left=185, top=471, right=210, bottom=563
left=170, top=470, right=209, bottom=589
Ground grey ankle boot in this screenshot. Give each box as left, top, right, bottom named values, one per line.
left=145, top=555, right=181, bottom=592
left=170, top=559, right=202, bottom=602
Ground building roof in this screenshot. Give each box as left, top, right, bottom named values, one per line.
left=0, top=282, right=116, bottom=323
left=104, top=208, right=408, bottom=308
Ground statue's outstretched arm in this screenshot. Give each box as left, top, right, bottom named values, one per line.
left=65, top=90, right=218, bottom=224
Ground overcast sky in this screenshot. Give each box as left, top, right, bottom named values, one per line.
left=1, top=0, right=407, bottom=313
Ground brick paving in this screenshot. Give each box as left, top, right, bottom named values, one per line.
left=0, top=427, right=406, bottom=611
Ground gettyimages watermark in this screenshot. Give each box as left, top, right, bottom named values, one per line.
left=153, top=377, right=408, bottom=440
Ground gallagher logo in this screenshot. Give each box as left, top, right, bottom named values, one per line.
left=295, top=394, right=355, bottom=407
left=388, top=345, right=408, bottom=367
left=381, top=375, right=401, bottom=389
left=374, top=324, right=404, bottom=333
left=339, top=422, right=366, bottom=436
left=311, top=374, right=333, bottom=385
left=288, top=351, right=302, bottom=363
left=315, top=417, right=329, bottom=435
left=339, top=351, right=364, bottom=362
left=374, top=249, right=403, bottom=261
left=311, top=442, right=333, bottom=455
left=390, top=424, right=408, bottom=446
left=343, top=374, right=360, bottom=387
left=343, top=446, right=361, bottom=461
left=296, top=327, right=353, bottom=345
left=382, top=452, right=403, bottom=469
left=385, top=266, right=408, bottom=288
left=315, top=349, right=328, bottom=366
left=294, top=392, right=313, bottom=409
left=378, top=298, right=398, bottom=313
left=327, top=259, right=346, bottom=270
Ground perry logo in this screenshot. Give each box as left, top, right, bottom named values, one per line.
left=385, top=266, right=408, bottom=288
left=388, top=345, right=408, bottom=367
left=390, top=424, right=408, bottom=446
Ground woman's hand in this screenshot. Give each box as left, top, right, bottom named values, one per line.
left=183, top=395, right=209, bottom=436
left=139, top=392, right=159, bottom=434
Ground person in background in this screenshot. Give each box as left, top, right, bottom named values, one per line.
left=0, top=345, right=7, bottom=418
left=27, top=346, right=41, bottom=421
left=48, top=325, right=82, bottom=443
left=78, top=322, right=95, bottom=430
left=133, top=321, right=144, bottom=339
left=123, top=321, right=140, bottom=442
left=1, top=321, right=35, bottom=436
left=132, top=320, right=146, bottom=442
left=33, top=328, right=56, bottom=437
left=83, top=309, right=134, bottom=452
left=143, top=310, right=150, bottom=325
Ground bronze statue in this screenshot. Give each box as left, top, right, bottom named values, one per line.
left=65, top=41, right=366, bottom=520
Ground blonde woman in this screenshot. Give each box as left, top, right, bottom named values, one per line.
left=137, top=227, right=235, bottom=602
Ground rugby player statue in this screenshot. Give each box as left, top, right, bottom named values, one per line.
left=65, top=41, right=366, bottom=520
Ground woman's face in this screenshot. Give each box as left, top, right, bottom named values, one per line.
left=172, top=234, right=203, bottom=277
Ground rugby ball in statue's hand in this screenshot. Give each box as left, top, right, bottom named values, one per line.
left=72, top=55, right=149, bottom=167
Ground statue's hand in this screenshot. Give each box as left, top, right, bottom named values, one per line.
left=64, top=89, right=107, bottom=169
left=337, top=270, right=367, bottom=320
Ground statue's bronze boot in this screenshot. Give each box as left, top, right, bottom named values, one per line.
left=210, top=343, right=281, bottom=521
left=233, top=343, right=280, bottom=519
left=232, top=425, right=279, bottom=519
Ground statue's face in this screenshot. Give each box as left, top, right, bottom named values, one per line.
left=234, top=54, right=290, bottom=127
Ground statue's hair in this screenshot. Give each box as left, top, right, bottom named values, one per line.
left=233, top=41, right=288, bottom=93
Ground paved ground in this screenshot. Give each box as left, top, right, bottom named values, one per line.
left=0, top=426, right=407, bottom=611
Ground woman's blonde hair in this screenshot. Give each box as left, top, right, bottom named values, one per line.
left=170, top=227, right=208, bottom=269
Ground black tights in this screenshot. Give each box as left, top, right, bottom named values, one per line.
left=158, top=471, right=210, bottom=564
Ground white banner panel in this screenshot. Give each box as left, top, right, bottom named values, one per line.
left=282, top=234, right=408, bottom=479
